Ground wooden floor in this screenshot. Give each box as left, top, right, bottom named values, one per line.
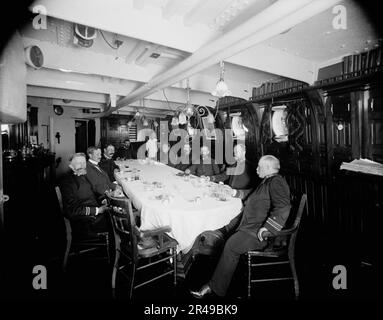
left=1, top=231, right=382, bottom=302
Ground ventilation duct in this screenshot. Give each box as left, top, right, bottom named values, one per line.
left=74, top=23, right=97, bottom=48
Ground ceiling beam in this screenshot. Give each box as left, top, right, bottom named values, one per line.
left=135, top=45, right=160, bottom=66
left=162, top=0, right=182, bottom=20
left=125, top=40, right=148, bottom=64
left=118, top=105, right=174, bottom=115
left=27, top=96, right=104, bottom=110
left=26, top=67, right=139, bottom=95
left=22, top=37, right=256, bottom=98
left=27, top=86, right=108, bottom=103
left=227, top=44, right=315, bottom=83
left=184, top=0, right=209, bottom=27
left=26, top=68, right=217, bottom=106
left=111, top=0, right=341, bottom=116
left=51, top=99, right=104, bottom=109
left=33, top=0, right=217, bottom=52
left=207, top=0, right=236, bottom=27
left=22, top=37, right=160, bottom=83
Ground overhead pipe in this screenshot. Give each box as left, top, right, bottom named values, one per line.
left=84, top=0, right=341, bottom=118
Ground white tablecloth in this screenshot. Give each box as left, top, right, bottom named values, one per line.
left=115, top=160, right=242, bottom=253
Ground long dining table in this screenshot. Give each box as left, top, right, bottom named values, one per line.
left=115, top=159, right=243, bottom=254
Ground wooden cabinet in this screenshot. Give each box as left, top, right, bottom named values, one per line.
left=324, top=89, right=356, bottom=173
left=321, top=71, right=383, bottom=171
left=246, top=71, right=383, bottom=266
left=366, top=83, right=383, bottom=162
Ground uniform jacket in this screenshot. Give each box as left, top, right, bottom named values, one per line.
left=86, top=161, right=116, bottom=198
left=114, top=145, right=134, bottom=160
left=60, top=173, right=107, bottom=236
left=99, top=156, right=119, bottom=182
left=233, top=174, right=291, bottom=238
left=213, top=159, right=258, bottom=189
left=188, top=156, right=221, bottom=177
left=60, top=173, right=99, bottom=219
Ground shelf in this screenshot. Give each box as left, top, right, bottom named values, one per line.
left=251, top=67, right=383, bottom=103
left=250, top=85, right=308, bottom=103
left=313, top=66, right=383, bottom=90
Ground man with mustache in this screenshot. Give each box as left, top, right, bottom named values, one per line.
left=99, top=144, right=119, bottom=182
left=59, top=153, right=109, bottom=236
left=115, top=138, right=134, bottom=160
left=86, top=146, right=121, bottom=200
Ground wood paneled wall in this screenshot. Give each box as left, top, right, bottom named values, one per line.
left=219, top=74, right=383, bottom=265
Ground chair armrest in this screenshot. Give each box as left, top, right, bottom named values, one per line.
left=140, top=226, right=171, bottom=237
left=266, top=226, right=297, bottom=238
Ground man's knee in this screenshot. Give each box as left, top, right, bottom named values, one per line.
left=221, top=236, right=242, bottom=258
left=191, top=230, right=225, bottom=257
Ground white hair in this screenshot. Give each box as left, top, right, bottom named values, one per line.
left=260, top=155, right=280, bottom=172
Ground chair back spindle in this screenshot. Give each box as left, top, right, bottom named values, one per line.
left=246, top=192, right=307, bottom=299
left=108, top=196, right=139, bottom=261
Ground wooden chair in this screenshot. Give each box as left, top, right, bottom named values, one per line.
left=55, top=186, right=110, bottom=271
left=106, top=192, right=178, bottom=299
left=246, top=192, right=307, bottom=299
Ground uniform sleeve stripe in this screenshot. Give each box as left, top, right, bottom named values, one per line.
left=267, top=218, right=283, bottom=229
left=265, top=221, right=281, bottom=232
left=265, top=218, right=282, bottom=231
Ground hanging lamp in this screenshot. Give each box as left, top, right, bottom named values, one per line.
left=211, top=60, right=231, bottom=98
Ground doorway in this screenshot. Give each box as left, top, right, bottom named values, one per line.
left=75, top=119, right=95, bottom=153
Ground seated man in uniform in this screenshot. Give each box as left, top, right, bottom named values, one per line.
left=60, top=153, right=109, bottom=236
left=188, top=145, right=220, bottom=178
left=99, top=144, right=119, bottom=182
left=115, top=138, right=134, bottom=160
left=86, top=146, right=122, bottom=200
left=190, top=155, right=291, bottom=298
left=213, top=144, right=258, bottom=189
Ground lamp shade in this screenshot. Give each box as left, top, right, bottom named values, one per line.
left=171, top=116, right=179, bottom=126
left=212, top=80, right=231, bottom=97
left=178, top=112, right=187, bottom=125
left=187, top=123, right=195, bottom=135
left=185, top=105, right=194, bottom=117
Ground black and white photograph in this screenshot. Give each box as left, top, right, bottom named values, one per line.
left=1, top=0, right=382, bottom=312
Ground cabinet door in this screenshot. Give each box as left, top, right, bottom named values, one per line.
left=326, top=92, right=355, bottom=172
left=366, top=85, right=383, bottom=162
